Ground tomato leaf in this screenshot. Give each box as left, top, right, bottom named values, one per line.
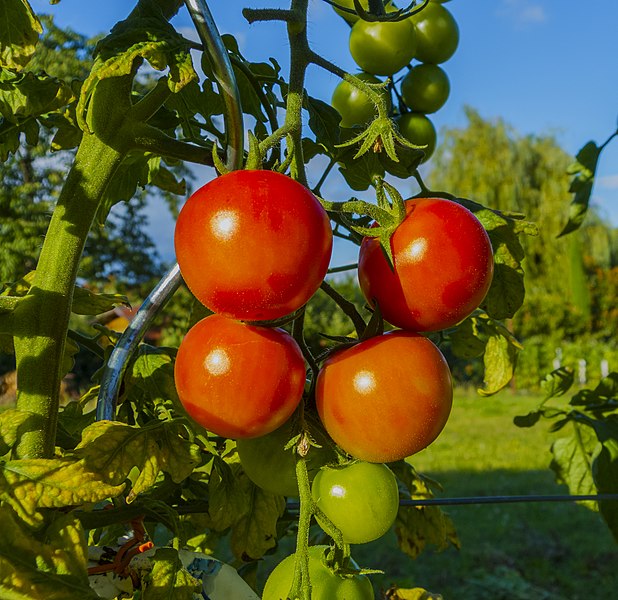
left=591, top=419, right=618, bottom=542
left=208, top=460, right=251, bottom=531
left=0, top=0, right=42, bottom=70
left=71, top=286, right=130, bottom=316
left=0, top=507, right=98, bottom=600
left=558, top=141, right=601, bottom=237
left=305, top=96, right=342, bottom=154
left=391, top=461, right=459, bottom=559
left=550, top=423, right=598, bottom=510
left=0, top=457, right=125, bottom=526
left=0, top=409, right=32, bottom=457
left=141, top=547, right=201, bottom=600
left=385, top=586, right=444, bottom=600
left=477, top=324, right=520, bottom=396
left=448, top=315, right=486, bottom=360
left=75, top=420, right=201, bottom=502
left=540, top=367, right=575, bottom=401
left=230, top=483, right=286, bottom=561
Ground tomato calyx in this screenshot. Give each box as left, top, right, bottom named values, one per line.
left=334, top=0, right=431, bottom=23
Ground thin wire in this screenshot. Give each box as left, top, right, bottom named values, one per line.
left=285, top=493, right=618, bottom=511
left=96, top=0, right=244, bottom=421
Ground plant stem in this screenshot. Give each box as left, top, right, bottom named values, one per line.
left=13, top=133, right=124, bottom=458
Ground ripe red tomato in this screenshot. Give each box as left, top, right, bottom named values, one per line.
left=316, top=331, right=452, bottom=463
left=411, top=2, right=459, bottom=64
left=358, top=197, right=494, bottom=332
left=174, top=170, right=333, bottom=321
left=349, top=18, right=417, bottom=76
left=262, top=546, right=374, bottom=600
left=331, top=72, right=391, bottom=128
left=312, top=462, right=399, bottom=544
left=174, top=314, right=305, bottom=439
left=236, top=413, right=336, bottom=497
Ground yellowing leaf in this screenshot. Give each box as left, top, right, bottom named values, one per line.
left=386, top=586, right=443, bottom=600
left=75, top=420, right=201, bottom=502
left=0, top=457, right=125, bottom=525
left=0, top=409, right=32, bottom=457
left=142, top=547, right=201, bottom=600
left=0, top=506, right=98, bottom=599
left=230, top=485, right=285, bottom=561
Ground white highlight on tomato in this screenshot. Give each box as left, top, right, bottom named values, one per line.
left=330, top=484, right=346, bottom=498
left=204, top=349, right=231, bottom=376
left=211, top=210, right=238, bottom=241
left=353, top=370, right=376, bottom=394
left=402, top=237, right=428, bottom=264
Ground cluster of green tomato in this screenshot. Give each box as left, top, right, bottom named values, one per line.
left=331, top=0, right=459, bottom=162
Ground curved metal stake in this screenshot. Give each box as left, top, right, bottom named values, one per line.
left=96, top=0, right=244, bottom=421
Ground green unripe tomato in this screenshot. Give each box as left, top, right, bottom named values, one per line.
left=411, top=2, right=459, bottom=64
left=312, top=462, right=399, bottom=544
left=396, top=112, right=437, bottom=162
left=349, top=18, right=417, bottom=76
left=331, top=73, right=391, bottom=128
left=262, top=546, right=374, bottom=600
left=400, top=63, right=450, bottom=114
left=237, top=415, right=336, bottom=497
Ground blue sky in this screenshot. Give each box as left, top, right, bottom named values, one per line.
left=31, top=0, right=618, bottom=266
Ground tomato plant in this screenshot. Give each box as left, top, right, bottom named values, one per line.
left=316, top=331, right=453, bottom=463
left=312, top=462, right=399, bottom=544
left=331, top=72, right=391, bottom=128
left=331, top=0, right=397, bottom=24
left=396, top=113, right=437, bottom=162
left=349, top=18, right=417, bottom=76
left=410, top=2, right=460, bottom=64
left=400, top=63, right=450, bottom=114
left=236, top=413, right=336, bottom=497
left=174, top=314, right=305, bottom=439
left=358, top=197, right=494, bottom=332
left=174, top=169, right=333, bottom=321
left=262, top=545, right=374, bottom=600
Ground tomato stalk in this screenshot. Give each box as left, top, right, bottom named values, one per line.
left=12, top=74, right=134, bottom=458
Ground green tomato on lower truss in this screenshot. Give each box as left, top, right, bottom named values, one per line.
left=312, top=461, right=400, bottom=544
left=262, top=545, right=374, bottom=600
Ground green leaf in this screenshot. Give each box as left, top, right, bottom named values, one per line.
left=71, top=286, right=130, bottom=316
left=513, top=411, right=541, bottom=428
left=338, top=149, right=384, bottom=191
left=459, top=199, right=537, bottom=320
left=558, top=141, right=601, bottom=237
left=386, top=586, right=443, bottom=600
left=208, top=460, right=251, bottom=531
left=540, top=367, right=574, bottom=400
left=142, top=547, right=201, bottom=600
left=0, top=409, right=32, bottom=457
left=550, top=423, right=598, bottom=510
left=478, top=327, right=519, bottom=396
left=78, top=14, right=197, bottom=128
left=0, top=458, right=125, bottom=525
left=0, top=507, right=98, bottom=600
left=0, top=68, right=73, bottom=123
left=390, top=461, right=458, bottom=559
left=230, top=483, right=285, bottom=561
left=590, top=416, right=618, bottom=542
left=75, top=420, right=201, bottom=502
left=449, top=316, right=486, bottom=359
left=0, top=0, right=42, bottom=69
left=305, top=96, right=341, bottom=153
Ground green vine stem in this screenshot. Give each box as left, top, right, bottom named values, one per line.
left=13, top=130, right=125, bottom=458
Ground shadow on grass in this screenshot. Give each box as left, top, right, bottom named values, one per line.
left=353, top=469, right=617, bottom=600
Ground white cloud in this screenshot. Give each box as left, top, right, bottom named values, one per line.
left=499, top=0, right=547, bottom=25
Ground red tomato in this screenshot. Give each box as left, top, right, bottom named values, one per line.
left=174, top=314, right=305, bottom=439
left=316, top=331, right=452, bottom=463
left=174, top=170, right=333, bottom=321
left=358, top=197, right=493, bottom=332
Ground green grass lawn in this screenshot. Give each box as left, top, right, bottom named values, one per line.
left=351, top=388, right=618, bottom=599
